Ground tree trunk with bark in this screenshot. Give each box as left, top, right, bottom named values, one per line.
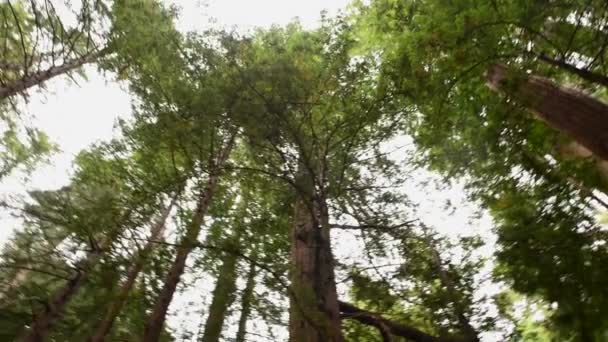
left=0, top=49, right=106, bottom=100
left=88, top=200, right=175, bottom=342
left=486, top=64, right=608, bottom=162
left=235, top=261, right=256, bottom=342
left=200, top=245, right=240, bottom=342
left=289, top=165, right=343, bottom=342
left=140, top=134, right=235, bottom=342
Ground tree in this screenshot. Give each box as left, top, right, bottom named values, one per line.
left=88, top=198, right=175, bottom=342
left=353, top=1, right=608, bottom=337
left=0, top=0, right=107, bottom=101
left=13, top=142, right=171, bottom=341
left=235, top=259, right=257, bottom=342
left=6, top=2, right=604, bottom=340
left=486, top=64, right=608, bottom=162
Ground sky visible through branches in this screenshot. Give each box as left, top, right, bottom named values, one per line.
left=0, top=1, right=550, bottom=340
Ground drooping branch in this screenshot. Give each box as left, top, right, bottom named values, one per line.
left=339, top=301, right=471, bottom=342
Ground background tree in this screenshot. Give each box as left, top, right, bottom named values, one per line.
left=352, top=0, right=608, bottom=338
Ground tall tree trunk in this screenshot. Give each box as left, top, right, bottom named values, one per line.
left=289, top=166, right=343, bottom=342
left=141, top=134, right=235, bottom=342
left=537, top=53, right=608, bottom=88
left=16, top=228, right=119, bottom=342
left=88, top=199, right=175, bottom=342
left=486, top=64, right=608, bottom=162
left=0, top=49, right=106, bottom=100
left=200, top=247, right=239, bottom=342
left=235, top=261, right=256, bottom=342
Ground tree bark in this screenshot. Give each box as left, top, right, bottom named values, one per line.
left=0, top=49, right=106, bottom=100
left=486, top=64, right=608, bottom=162
left=537, top=54, right=608, bottom=88
left=200, top=246, right=239, bottom=342
left=140, top=133, right=235, bottom=342
left=88, top=199, right=175, bottom=342
left=289, top=165, right=343, bottom=342
left=235, top=261, right=256, bottom=342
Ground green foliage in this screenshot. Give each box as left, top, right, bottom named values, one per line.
left=352, top=0, right=608, bottom=338
left=4, top=1, right=608, bottom=340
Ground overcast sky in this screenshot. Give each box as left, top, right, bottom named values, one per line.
left=0, top=1, right=503, bottom=340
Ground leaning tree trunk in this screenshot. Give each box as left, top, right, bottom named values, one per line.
left=487, top=64, right=608, bottom=162
left=289, top=165, right=343, bottom=342
left=0, top=49, right=106, bottom=100
left=16, top=226, right=122, bottom=342
left=141, top=134, right=235, bottom=342
left=235, top=261, right=256, bottom=342
left=200, top=245, right=240, bottom=342
left=88, top=199, right=175, bottom=342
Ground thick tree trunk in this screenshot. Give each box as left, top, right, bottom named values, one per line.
left=200, top=247, right=239, bottom=342
left=235, top=261, right=256, bottom=342
left=289, top=166, right=343, bottom=342
left=487, top=64, right=608, bottom=162
left=0, top=49, right=106, bottom=100
left=537, top=54, right=608, bottom=88
left=141, top=134, right=235, bottom=342
left=88, top=200, right=175, bottom=342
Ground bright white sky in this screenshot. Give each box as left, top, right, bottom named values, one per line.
left=0, top=1, right=506, bottom=341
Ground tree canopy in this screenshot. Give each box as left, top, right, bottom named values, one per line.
left=1, top=0, right=607, bottom=341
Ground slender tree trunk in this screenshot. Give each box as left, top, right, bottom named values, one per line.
left=141, top=134, right=236, bottom=342
left=0, top=49, right=106, bottom=100
left=537, top=54, right=608, bottom=88
left=235, top=261, right=256, bottom=342
left=425, top=240, right=478, bottom=341
left=200, top=247, right=239, bottom=342
left=289, top=165, right=343, bottom=342
left=88, top=200, right=175, bottom=342
left=487, top=64, right=608, bottom=162
left=16, top=231, right=117, bottom=342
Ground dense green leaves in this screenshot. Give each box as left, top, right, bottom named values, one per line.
left=2, top=0, right=608, bottom=341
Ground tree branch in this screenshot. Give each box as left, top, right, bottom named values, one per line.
left=339, top=301, right=470, bottom=342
